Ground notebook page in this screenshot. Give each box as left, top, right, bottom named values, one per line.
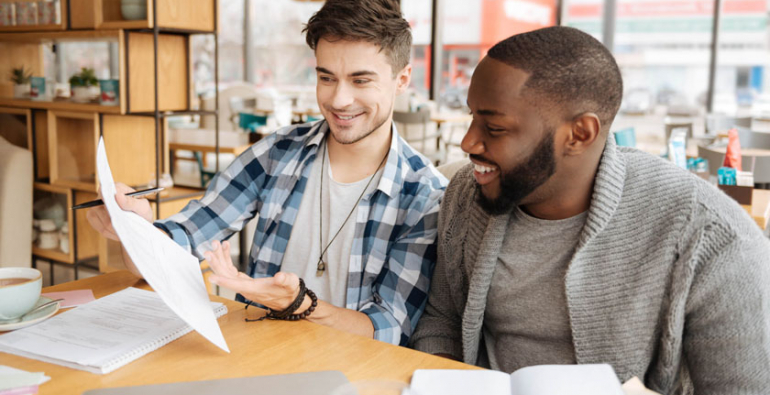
left=410, top=369, right=510, bottom=395
left=0, top=288, right=205, bottom=368
left=96, top=138, right=229, bottom=353
left=509, top=364, right=624, bottom=395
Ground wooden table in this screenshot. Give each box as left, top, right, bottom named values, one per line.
left=0, top=271, right=476, bottom=394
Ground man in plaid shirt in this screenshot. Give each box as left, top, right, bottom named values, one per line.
left=87, top=0, right=447, bottom=346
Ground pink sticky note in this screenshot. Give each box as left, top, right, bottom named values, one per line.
left=0, top=386, right=38, bottom=395
left=41, top=289, right=96, bottom=308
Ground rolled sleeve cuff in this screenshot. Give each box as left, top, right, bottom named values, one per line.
left=361, top=305, right=405, bottom=346
left=153, top=220, right=193, bottom=255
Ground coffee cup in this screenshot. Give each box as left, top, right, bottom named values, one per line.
left=0, top=267, right=43, bottom=321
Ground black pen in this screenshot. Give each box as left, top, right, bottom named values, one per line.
left=71, top=187, right=164, bottom=210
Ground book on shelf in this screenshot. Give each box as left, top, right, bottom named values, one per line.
left=0, top=287, right=227, bottom=374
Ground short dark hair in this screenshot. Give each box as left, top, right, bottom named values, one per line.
left=303, top=0, right=412, bottom=75
left=487, top=26, right=623, bottom=131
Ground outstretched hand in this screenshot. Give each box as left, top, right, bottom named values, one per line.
left=206, top=240, right=301, bottom=312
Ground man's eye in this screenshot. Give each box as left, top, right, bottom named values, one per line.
left=354, top=79, right=370, bottom=84
left=319, top=76, right=334, bottom=82
left=486, top=126, right=505, bottom=133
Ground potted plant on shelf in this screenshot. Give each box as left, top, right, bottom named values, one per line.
left=69, top=67, right=100, bottom=103
left=10, top=66, right=32, bottom=99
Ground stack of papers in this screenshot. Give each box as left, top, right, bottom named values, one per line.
left=0, top=366, right=50, bottom=395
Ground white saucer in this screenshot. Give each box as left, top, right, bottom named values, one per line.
left=0, top=296, right=60, bottom=332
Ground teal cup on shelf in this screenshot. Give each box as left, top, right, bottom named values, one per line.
left=0, top=267, right=42, bottom=321
left=30, top=77, right=46, bottom=101
left=613, top=127, right=636, bottom=148
left=99, top=79, right=119, bottom=106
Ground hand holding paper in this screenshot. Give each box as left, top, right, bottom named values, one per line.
left=95, top=137, right=229, bottom=353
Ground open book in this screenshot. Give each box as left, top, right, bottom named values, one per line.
left=0, top=287, right=227, bottom=374
left=411, top=364, right=624, bottom=395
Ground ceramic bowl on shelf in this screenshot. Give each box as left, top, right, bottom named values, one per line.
left=121, top=0, right=147, bottom=20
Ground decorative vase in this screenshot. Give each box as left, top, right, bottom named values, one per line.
left=99, top=79, right=119, bottom=105
left=121, top=0, right=146, bottom=20
left=13, top=83, right=30, bottom=99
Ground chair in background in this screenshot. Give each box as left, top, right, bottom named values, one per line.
left=200, top=82, right=259, bottom=131
left=394, top=108, right=447, bottom=165
left=0, top=136, right=32, bottom=268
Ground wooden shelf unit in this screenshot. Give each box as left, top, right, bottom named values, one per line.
left=0, top=0, right=68, bottom=33
left=11, top=0, right=219, bottom=280
left=69, top=0, right=216, bottom=32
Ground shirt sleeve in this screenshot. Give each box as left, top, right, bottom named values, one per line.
left=358, top=186, right=444, bottom=346
left=154, top=137, right=273, bottom=260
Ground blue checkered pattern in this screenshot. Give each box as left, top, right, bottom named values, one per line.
left=156, top=120, right=447, bottom=345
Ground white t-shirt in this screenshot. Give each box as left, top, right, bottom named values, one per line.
left=281, top=141, right=384, bottom=307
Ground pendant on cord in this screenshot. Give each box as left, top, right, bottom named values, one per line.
left=316, top=259, right=326, bottom=277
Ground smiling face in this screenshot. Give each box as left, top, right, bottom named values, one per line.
left=462, top=57, right=562, bottom=215
left=315, top=38, right=411, bottom=145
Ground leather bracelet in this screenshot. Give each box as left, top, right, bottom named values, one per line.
left=245, top=278, right=318, bottom=322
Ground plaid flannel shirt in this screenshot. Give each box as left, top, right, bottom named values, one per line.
left=156, top=121, right=447, bottom=345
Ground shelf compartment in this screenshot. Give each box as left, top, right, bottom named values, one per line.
left=70, top=0, right=216, bottom=32
left=48, top=110, right=99, bottom=192
left=0, top=29, right=190, bottom=114
left=0, top=0, right=68, bottom=33
left=32, top=183, right=99, bottom=264
left=102, top=113, right=160, bottom=187
left=0, top=106, right=31, bottom=149
left=0, top=30, right=126, bottom=113
left=126, top=31, right=188, bottom=113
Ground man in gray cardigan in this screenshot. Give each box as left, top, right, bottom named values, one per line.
left=411, top=26, right=770, bottom=394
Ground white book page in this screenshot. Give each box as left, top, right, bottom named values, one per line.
left=0, top=288, right=195, bottom=367
left=509, top=364, right=624, bottom=395
left=410, top=369, right=511, bottom=395
left=96, top=138, right=229, bottom=352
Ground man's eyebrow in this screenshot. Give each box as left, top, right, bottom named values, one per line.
left=467, top=101, right=505, bottom=116
left=315, top=67, right=378, bottom=78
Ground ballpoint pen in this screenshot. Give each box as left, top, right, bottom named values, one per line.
left=71, top=187, right=164, bottom=210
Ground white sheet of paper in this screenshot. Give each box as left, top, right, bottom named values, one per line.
left=0, top=365, right=50, bottom=391
left=96, top=138, right=229, bottom=353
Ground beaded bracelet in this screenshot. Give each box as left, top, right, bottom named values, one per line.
left=245, top=278, right=318, bottom=322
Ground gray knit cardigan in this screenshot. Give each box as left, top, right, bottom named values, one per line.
left=411, top=138, right=770, bottom=395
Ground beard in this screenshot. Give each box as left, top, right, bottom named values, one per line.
left=475, top=129, right=557, bottom=216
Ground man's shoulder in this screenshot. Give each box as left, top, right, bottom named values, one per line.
left=618, top=148, right=756, bottom=237
left=395, top=137, right=449, bottom=194
left=439, top=163, right=476, bottom=216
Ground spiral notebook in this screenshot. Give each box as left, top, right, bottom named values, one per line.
left=0, top=287, right=228, bottom=374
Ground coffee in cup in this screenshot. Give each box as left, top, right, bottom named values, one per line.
left=0, top=267, right=43, bottom=321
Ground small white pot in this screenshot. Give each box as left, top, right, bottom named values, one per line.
left=71, top=86, right=98, bottom=103
left=13, top=83, right=30, bottom=99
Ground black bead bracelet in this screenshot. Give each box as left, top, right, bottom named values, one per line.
left=245, top=278, right=318, bottom=322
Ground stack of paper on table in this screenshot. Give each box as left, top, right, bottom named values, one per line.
left=410, top=364, right=624, bottom=395
left=0, top=288, right=226, bottom=374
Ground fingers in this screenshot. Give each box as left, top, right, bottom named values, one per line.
left=205, top=240, right=239, bottom=278
left=113, top=183, right=153, bottom=222
left=86, top=206, right=120, bottom=241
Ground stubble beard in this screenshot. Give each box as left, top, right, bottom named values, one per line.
left=476, top=128, right=557, bottom=216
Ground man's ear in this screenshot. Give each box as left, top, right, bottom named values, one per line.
left=395, top=64, right=412, bottom=94
left=565, top=112, right=602, bottom=155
